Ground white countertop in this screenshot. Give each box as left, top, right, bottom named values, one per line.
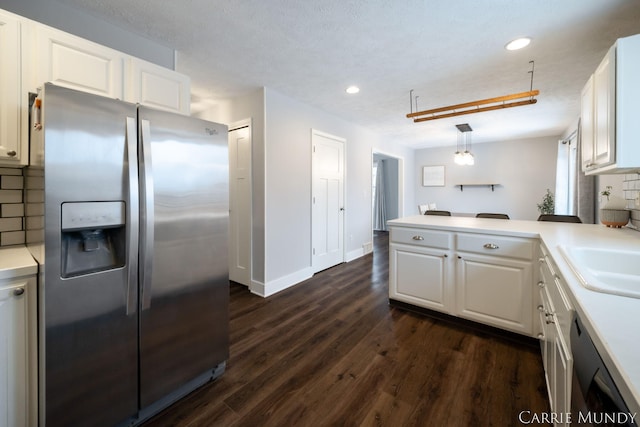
left=388, top=215, right=640, bottom=414
left=0, top=245, right=37, bottom=280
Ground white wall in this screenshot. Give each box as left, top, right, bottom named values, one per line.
left=195, top=89, right=267, bottom=287
left=199, top=87, right=414, bottom=296
left=414, top=136, right=558, bottom=220
left=261, top=88, right=414, bottom=294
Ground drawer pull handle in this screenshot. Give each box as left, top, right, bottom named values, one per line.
left=412, top=236, right=424, bottom=241
left=483, top=243, right=499, bottom=249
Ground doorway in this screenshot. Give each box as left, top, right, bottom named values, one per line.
left=228, top=119, right=252, bottom=287
left=372, top=152, right=403, bottom=233
left=311, top=130, right=345, bottom=273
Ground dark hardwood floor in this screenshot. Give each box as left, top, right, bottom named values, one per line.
left=143, top=231, right=550, bottom=426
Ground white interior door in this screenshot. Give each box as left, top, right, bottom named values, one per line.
left=228, top=120, right=252, bottom=286
left=312, top=130, right=345, bottom=273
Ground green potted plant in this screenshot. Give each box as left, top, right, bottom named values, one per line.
left=537, top=189, right=555, bottom=215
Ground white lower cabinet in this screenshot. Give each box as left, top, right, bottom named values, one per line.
left=455, top=232, right=534, bottom=335
left=389, top=226, right=536, bottom=337
left=389, top=227, right=454, bottom=313
left=0, top=276, right=35, bottom=427
left=538, top=244, right=573, bottom=426
left=390, top=243, right=453, bottom=313
left=456, top=253, right=533, bottom=335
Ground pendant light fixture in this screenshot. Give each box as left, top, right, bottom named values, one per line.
left=454, top=123, right=474, bottom=166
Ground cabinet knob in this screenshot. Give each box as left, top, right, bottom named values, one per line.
left=412, top=236, right=424, bottom=241
left=443, top=254, right=448, bottom=258
left=538, top=281, right=545, bottom=288
left=537, top=305, right=544, bottom=312
left=537, top=333, right=544, bottom=339
left=7, top=150, right=17, bottom=157
left=483, top=243, right=499, bottom=249
left=13, top=287, right=25, bottom=296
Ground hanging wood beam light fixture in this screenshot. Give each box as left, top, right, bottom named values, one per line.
left=407, top=61, right=538, bottom=123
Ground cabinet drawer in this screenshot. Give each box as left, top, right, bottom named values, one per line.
left=456, top=233, right=535, bottom=260
left=390, top=227, right=452, bottom=249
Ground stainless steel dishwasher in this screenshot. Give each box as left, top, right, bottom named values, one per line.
left=570, top=313, right=637, bottom=426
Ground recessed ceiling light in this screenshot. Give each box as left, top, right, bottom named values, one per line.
left=346, top=86, right=360, bottom=94
left=505, top=37, right=531, bottom=51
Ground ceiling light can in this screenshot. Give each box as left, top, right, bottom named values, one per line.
left=346, top=86, right=360, bottom=94
left=505, top=37, right=531, bottom=51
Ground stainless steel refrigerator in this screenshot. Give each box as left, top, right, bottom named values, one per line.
left=26, top=83, right=229, bottom=426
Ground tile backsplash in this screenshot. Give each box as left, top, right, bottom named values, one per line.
left=623, top=173, right=640, bottom=230
left=0, top=167, right=25, bottom=246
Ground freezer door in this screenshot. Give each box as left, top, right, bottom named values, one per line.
left=137, top=106, right=229, bottom=408
left=37, top=84, right=139, bottom=426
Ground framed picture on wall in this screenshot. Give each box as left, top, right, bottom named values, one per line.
left=422, top=165, right=445, bottom=186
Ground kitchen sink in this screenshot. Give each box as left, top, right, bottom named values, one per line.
left=559, top=246, right=640, bottom=299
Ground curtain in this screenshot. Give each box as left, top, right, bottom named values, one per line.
left=373, top=159, right=388, bottom=230
left=554, top=121, right=595, bottom=223
left=575, top=120, right=596, bottom=223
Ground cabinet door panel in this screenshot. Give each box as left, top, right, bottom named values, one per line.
left=390, top=244, right=450, bottom=313
left=580, top=75, right=595, bottom=171
left=593, top=47, right=615, bottom=168
left=0, top=280, right=29, bottom=427
left=457, top=253, right=532, bottom=335
left=553, top=330, right=572, bottom=426
left=36, top=26, right=125, bottom=98
left=128, top=58, right=190, bottom=114
left=0, top=11, right=22, bottom=165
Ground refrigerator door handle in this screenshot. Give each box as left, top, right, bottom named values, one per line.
left=140, top=118, right=155, bottom=311
left=126, top=116, right=139, bottom=315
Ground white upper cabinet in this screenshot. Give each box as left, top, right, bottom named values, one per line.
left=24, top=17, right=190, bottom=116
left=31, top=23, right=126, bottom=99
left=128, top=58, right=190, bottom=115
left=581, top=33, right=640, bottom=174
left=0, top=10, right=24, bottom=166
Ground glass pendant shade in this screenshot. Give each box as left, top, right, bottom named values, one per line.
left=453, top=124, right=474, bottom=165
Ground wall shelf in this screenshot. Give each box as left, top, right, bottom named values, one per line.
left=455, top=184, right=500, bottom=192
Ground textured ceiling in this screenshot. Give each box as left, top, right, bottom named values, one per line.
left=53, top=0, right=640, bottom=148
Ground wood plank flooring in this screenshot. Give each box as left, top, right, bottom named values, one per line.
left=142, top=231, right=550, bottom=426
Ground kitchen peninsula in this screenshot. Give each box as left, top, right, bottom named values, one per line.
left=387, top=215, right=640, bottom=417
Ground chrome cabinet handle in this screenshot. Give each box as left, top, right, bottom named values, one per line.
left=412, top=236, right=424, bottom=241
left=483, top=243, right=499, bottom=249
left=13, top=287, right=25, bottom=296
left=7, top=150, right=17, bottom=157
